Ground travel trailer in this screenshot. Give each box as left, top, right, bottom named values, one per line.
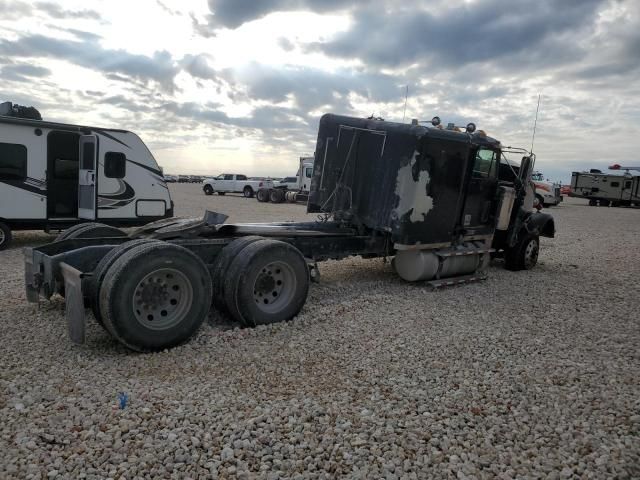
left=570, top=170, right=640, bottom=206
left=0, top=112, right=173, bottom=249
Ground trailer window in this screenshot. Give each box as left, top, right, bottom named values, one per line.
left=625, top=181, right=632, bottom=188
left=104, top=152, right=126, bottom=178
left=0, top=142, right=27, bottom=180
left=473, top=148, right=497, bottom=178
left=610, top=181, right=620, bottom=187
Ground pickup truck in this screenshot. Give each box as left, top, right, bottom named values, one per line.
left=203, top=174, right=274, bottom=198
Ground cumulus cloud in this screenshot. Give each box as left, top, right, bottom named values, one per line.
left=201, top=0, right=364, bottom=30
left=0, top=33, right=180, bottom=92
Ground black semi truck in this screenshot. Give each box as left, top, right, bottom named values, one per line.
left=24, top=114, right=555, bottom=352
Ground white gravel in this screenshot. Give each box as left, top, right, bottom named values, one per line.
left=1, top=184, right=638, bottom=479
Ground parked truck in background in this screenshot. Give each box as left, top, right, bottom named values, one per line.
left=531, top=171, right=562, bottom=207
left=257, top=156, right=314, bottom=203
left=203, top=174, right=274, bottom=198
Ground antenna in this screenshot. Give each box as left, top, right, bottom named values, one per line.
left=402, top=85, right=409, bottom=122
left=530, top=93, right=541, bottom=154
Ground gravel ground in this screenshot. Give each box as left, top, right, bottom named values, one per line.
left=1, top=184, right=638, bottom=479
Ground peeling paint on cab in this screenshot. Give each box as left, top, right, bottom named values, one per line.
left=394, top=150, right=433, bottom=223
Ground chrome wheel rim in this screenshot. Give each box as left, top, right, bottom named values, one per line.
left=253, top=261, right=296, bottom=314
left=524, top=239, right=539, bottom=268
left=132, top=268, right=193, bottom=330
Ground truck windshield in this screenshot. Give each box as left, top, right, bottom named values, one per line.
left=532, top=173, right=544, bottom=181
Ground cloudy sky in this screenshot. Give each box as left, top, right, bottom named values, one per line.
left=0, top=0, right=638, bottom=182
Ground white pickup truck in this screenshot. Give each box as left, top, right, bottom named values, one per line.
left=202, top=174, right=274, bottom=198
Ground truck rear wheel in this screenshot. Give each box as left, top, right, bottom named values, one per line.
left=243, top=186, right=254, bottom=198
left=224, top=239, right=309, bottom=327
left=270, top=189, right=285, bottom=203
left=210, top=236, right=264, bottom=315
left=99, top=242, right=212, bottom=352
left=90, top=239, right=162, bottom=327
left=256, top=188, right=270, bottom=202
left=504, top=233, right=539, bottom=271
left=55, top=223, right=127, bottom=242
left=0, top=222, right=12, bottom=250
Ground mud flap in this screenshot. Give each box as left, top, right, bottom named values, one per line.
left=59, top=262, right=86, bottom=344
left=24, top=250, right=39, bottom=303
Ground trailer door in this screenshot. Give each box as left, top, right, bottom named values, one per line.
left=621, top=177, right=633, bottom=202
left=78, top=135, right=97, bottom=220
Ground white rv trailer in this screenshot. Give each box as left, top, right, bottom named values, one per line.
left=0, top=115, right=173, bottom=249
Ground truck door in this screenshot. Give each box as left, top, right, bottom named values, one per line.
left=78, top=135, right=97, bottom=220
left=461, top=147, right=498, bottom=232
left=222, top=174, right=234, bottom=192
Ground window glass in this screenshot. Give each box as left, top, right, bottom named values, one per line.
left=224, top=174, right=234, bottom=180
left=236, top=174, right=247, bottom=180
left=611, top=181, right=620, bottom=187
left=473, top=148, right=497, bottom=178
left=305, top=167, right=313, bottom=178
left=625, top=181, right=632, bottom=188
left=81, top=142, right=95, bottom=169
left=104, top=152, right=126, bottom=178
left=0, top=142, right=27, bottom=179
left=215, top=174, right=225, bottom=180
left=54, top=158, right=79, bottom=179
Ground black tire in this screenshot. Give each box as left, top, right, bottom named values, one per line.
left=89, top=239, right=162, bottom=327
left=99, top=242, right=212, bottom=352
left=203, top=185, right=213, bottom=195
left=55, top=223, right=127, bottom=242
left=535, top=194, right=544, bottom=208
left=218, top=192, right=226, bottom=196
left=224, top=239, right=309, bottom=327
left=256, top=188, right=270, bottom=202
left=588, top=199, right=597, bottom=206
left=0, top=221, right=12, bottom=251
left=599, top=199, right=610, bottom=207
left=269, top=189, right=285, bottom=203
left=243, top=186, right=254, bottom=198
left=210, top=236, right=264, bottom=315
left=504, top=233, right=540, bottom=271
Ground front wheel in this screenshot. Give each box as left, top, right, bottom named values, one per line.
left=504, top=233, right=539, bottom=271
left=0, top=222, right=12, bottom=250
left=203, top=185, right=213, bottom=195
left=243, top=186, right=254, bottom=198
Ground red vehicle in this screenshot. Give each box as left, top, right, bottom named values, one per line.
left=560, top=185, right=572, bottom=195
